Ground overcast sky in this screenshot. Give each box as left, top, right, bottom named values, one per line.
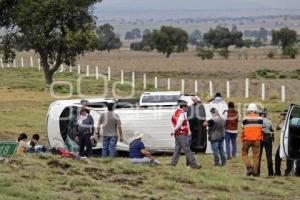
left=97, top=0, right=300, bottom=10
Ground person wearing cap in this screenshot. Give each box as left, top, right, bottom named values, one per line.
left=203, top=108, right=226, bottom=166
left=274, top=109, right=293, bottom=176
left=224, top=102, right=239, bottom=160
left=96, top=103, right=123, bottom=158
left=209, top=92, right=228, bottom=120
left=241, top=103, right=263, bottom=176
left=187, top=96, right=206, bottom=152
left=169, top=100, right=201, bottom=169
left=257, top=109, right=274, bottom=176
left=76, top=106, right=94, bottom=157
left=128, top=132, right=160, bottom=165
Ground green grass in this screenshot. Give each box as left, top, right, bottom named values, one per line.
left=1, top=154, right=300, bottom=200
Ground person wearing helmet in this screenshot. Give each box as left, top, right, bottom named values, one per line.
left=241, top=103, right=263, bottom=176
left=169, top=100, right=201, bottom=169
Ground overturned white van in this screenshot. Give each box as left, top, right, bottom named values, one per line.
left=46, top=91, right=215, bottom=154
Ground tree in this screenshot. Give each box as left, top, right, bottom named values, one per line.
left=96, top=23, right=121, bottom=52
left=0, top=0, right=101, bottom=85
left=204, top=26, right=243, bottom=49
left=283, top=46, right=299, bottom=59
left=272, top=28, right=297, bottom=50
left=152, top=26, right=188, bottom=58
left=189, top=30, right=202, bottom=46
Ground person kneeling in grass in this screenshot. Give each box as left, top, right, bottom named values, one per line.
left=129, top=132, right=160, bottom=165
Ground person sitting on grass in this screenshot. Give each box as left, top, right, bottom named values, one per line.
left=16, top=133, right=30, bottom=154
left=27, top=133, right=47, bottom=153
left=128, top=132, right=160, bottom=165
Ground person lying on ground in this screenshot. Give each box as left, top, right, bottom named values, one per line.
left=27, top=133, right=47, bottom=153
left=50, top=147, right=87, bottom=161
left=16, top=133, right=30, bottom=154
left=128, top=132, right=160, bottom=165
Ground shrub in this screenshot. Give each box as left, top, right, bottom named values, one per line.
left=265, top=50, right=276, bottom=59
left=218, top=48, right=229, bottom=59
left=142, top=45, right=152, bottom=52
left=282, top=46, right=299, bottom=59
left=196, top=47, right=214, bottom=60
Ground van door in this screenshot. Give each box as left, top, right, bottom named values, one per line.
left=282, top=104, right=300, bottom=159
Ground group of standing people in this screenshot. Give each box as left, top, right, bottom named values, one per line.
left=75, top=93, right=291, bottom=176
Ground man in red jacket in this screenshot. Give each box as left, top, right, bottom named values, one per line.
left=169, top=100, right=201, bottom=169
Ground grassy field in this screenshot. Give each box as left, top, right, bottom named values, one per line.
left=1, top=52, right=300, bottom=200
left=6, top=49, right=300, bottom=100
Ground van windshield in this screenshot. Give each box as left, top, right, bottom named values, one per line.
left=141, top=95, right=180, bottom=103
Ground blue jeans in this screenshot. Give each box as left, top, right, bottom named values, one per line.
left=225, top=131, right=237, bottom=158
left=102, top=136, right=118, bottom=158
left=210, top=139, right=226, bottom=166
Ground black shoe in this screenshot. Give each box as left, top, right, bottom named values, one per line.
left=246, top=166, right=253, bottom=176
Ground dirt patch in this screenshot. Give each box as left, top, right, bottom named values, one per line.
left=109, top=176, right=144, bottom=186
left=47, top=159, right=71, bottom=170
left=84, top=167, right=108, bottom=180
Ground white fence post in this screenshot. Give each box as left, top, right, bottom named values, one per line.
left=21, top=57, right=24, bottom=68
left=132, top=71, right=135, bottom=88
left=143, top=73, right=147, bottom=89
left=0, top=58, right=3, bottom=68
left=167, top=78, right=171, bottom=90
left=13, top=59, right=16, bottom=68
left=154, top=77, right=158, bottom=89
left=194, top=80, right=198, bottom=94
left=108, top=66, right=111, bottom=81
left=281, top=85, right=286, bottom=102
left=69, top=65, right=72, bottom=73
left=38, top=58, right=41, bottom=71
left=181, top=79, right=185, bottom=94
left=121, top=69, right=124, bottom=85
left=245, top=78, right=249, bottom=98
left=261, top=83, right=265, bottom=101
left=209, top=81, right=213, bottom=97
left=77, top=64, right=81, bottom=75
left=6, top=63, right=10, bottom=68
left=86, top=65, right=89, bottom=77
left=30, top=56, right=33, bottom=67
left=96, top=66, right=99, bottom=80
left=226, top=81, right=230, bottom=98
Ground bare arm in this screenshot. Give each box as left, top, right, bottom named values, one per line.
left=141, top=149, right=154, bottom=160
left=117, top=126, right=123, bottom=142
left=96, top=118, right=102, bottom=138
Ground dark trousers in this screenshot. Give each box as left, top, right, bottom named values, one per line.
left=275, top=146, right=293, bottom=176
left=258, top=140, right=273, bottom=176
left=79, top=133, right=92, bottom=157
